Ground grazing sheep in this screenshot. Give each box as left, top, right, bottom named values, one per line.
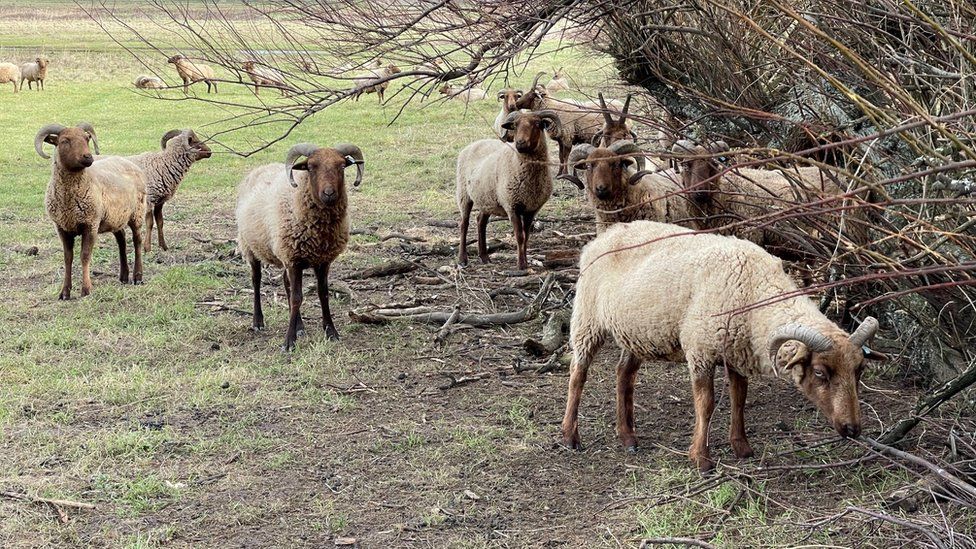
left=167, top=54, right=217, bottom=93
left=437, top=83, right=488, bottom=104
left=125, top=129, right=213, bottom=252
left=0, top=62, right=20, bottom=93
left=242, top=61, right=288, bottom=95
left=545, top=69, right=570, bottom=93
left=352, top=64, right=401, bottom=103
left=557, top=142, right=701, bottom=232
left=134, top=75, right=165, bottom=89
left=561, top=220, right=887, bottom=471
left=456, top=110, right=562, bottom=270
left=20, top=56, right=49, bottom=91
left=36, top=123, right=147, bottom=299
left=236, top=143, right=365, bottom=351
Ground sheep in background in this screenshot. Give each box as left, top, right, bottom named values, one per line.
left=20, top=56, right=49, bottom=91
left=352, top=64, right=401, bottom=103
left=168, top=54, right=217, bottom=93
left=0, top=62, right=20, bottom=93
left=36, top=123, right=147, bottom=298
left=438, top=83, right=488, bottom=104
left=593, top=93, right=638, bottom=148
left=545, top=69, right=570, bottom=93
left=561, top=220, right=886, bottom=471
left=493, top=87, right=524, bottom=140
left=236, top=143, right=365, bottom=351
left=456, top=110, right=562, bottom=270
left=242, top=60, right=288, bottom=95
left=134, top=75, right=165, bottom=89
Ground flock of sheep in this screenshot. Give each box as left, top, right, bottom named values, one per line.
left=29, top=54, right=887, bottom=470
left=0, top=56, right=49, bottom=92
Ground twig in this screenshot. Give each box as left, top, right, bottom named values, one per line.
left=859, top=438, right=976, bottom=501
left=1, top=490, right=96, bottom=524
left=639, top=537, right=717, bottom=549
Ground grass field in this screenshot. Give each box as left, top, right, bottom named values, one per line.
left=1, top=4, right=971, bottom=548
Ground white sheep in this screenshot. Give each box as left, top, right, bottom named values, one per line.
left=560, top=220, right=886, bottom=471
left=167, top=54, right=217, bottom=93
left=242, top=61, right=288, bottom=95
left=36, top=123, right=147, bottom=299
left=456, top=110, right=562, bottom=270
left=236, top=143, right=365, bottom=351
left=0, top=62, right=21, bottom=93
left=20, top=56, right=49, bottom=91
left=437, top=83, right=488, bottom=104
left=134, top=75, right=165, bottom=89
left=545, top=69, right=570, bottom=93
left=492, top=87, right=524, bottom=140
left=352, top=64, right=402, bottom=103
left=125, top=129, right=213, bottom=252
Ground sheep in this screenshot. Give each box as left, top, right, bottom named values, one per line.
left=560, top=220, right=887, bottom=471
left=236, top=143, right=365, bottom=352
left=545, top=69, right=570, bottom=94
left=36, top=123, right=147, bottom=299
left=352, top=64, right=401, bottom=103
left=437, top=83, right=488, bottom=104
left=557, top=141, right=702, bottom=233
left=242, top=61, right=288, bottom=95
left=592, top=93, right=639, bottom=148
left=134, top=75, right=165, bottom=89
left=492, top=87, right=524, bottom=140
left=124, top=129, right=213, bottom=252
left=20, top=56, right=49, bottom=91
left=456, top=110, right=562, bottom=270
left=167, top=54, right=217, bottom=94
left=0, top=62, right=20, bottom=93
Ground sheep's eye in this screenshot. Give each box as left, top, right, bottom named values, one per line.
left=813, top=368, right=828, bottom=382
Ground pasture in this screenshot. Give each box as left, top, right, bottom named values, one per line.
left=0, top=3, right=969, bottom=548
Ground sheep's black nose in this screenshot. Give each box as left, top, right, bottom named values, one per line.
left=320, top=190, right=337, bottom=204
left=81, top=155, right=94, bottom=166
left=838, top=423, right=861, bottom=438
left=595, top=187, right=610, bottom=199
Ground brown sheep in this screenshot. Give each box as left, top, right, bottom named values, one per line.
left=167, top=54, right=217, bottom=93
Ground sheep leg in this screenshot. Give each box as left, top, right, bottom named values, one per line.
left=57, top=229, right=76, bottom=300
left=249, top=258, right=264, bottom=330
left=727, top=366, right=754, bottom=459
left=559, top=337, right=600, bottom=450
left=511, top=211, right=527, bottom=270
left=477, top=213, right=491, bottom=264
left=689, top=368, right=717, bottom=472
left=130, top=219, right=144, bottom=285
left=282, top=272, right=305, bottom=336
left=283, top=267, right=304, bottom=352
left=314, top=263, right=340, bottom=341
left=154, top=203, right=167, bottom=251
left=615, top=351, right=642, bottom=452
left=80, top=228, right=96, bottom=297
left=458, top=199, right=473, bottom=266
left=114, top=231, right=130, bottom=283
left=557, top=141, right=571, bottom=175
left=144, top=209, right=154, bottom=253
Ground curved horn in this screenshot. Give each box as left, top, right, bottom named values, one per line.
left=556, top=173, right=585, bottom=190
left=568, top=143, right=595, bottom=169
left=627, top=170, right=656, bottom=186
left=285, top=143, right=319, bottom=187
left=76, top=122, right=99, bottom=154
left=529, top=70, right=546, bottom=92
left=591, top=131, right=604, bottom=146
left=609, top=140, right=646, bottom=171
left=620, top=94, right=632, bottom=121
left=333, top=143, right=365, bottom=187
left=767, top=324, right=834, bottom=365
left=597, top=92, right=612, bottom=125
left=160, top=129, right=182, bottom=150
left=535, top=109, right=562, bottom=136
left=849, top=316, right=879, bottom=347
left=34, top=123, right=66, bottom=159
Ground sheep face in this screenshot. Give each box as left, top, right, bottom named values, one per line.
left=497, top=88, right=523, bottom=114
left=675, top=141, right=729, bottom=202
left=184, top=131, right=212, bottom=160
left=579, top=149, right=636, bottom=201
left=167, top=55, right=184, bottom=64
left=242, top=61, right=255, bottom=71
left=500, top=112, right=555, bottom=154
left=386, top=64, right=402, bottom=76
left=47, top=127, right=95, bottom=172
left=36, top=57, right=49, bottom=69
left=291, top=149, right=355, bottom=207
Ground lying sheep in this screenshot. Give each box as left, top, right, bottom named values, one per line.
left=125, top=129, right=212, bottom=252
left=167, top=54, right=217, bottom=94
left=134, top=75, right=165, bottom=89
left=557, top=142, right=701, bottom=232
left=457, top=110, right=562, bottom=270
left=37, top=123, right=147, bottom=298
left=545, top=69, right=570, bottom=94
left=236, top=142, right=365, bottom=351
left=437, top=83, right=488, bottom=104
left=0, top=62, right=20, bottom=93
left=352, top=64, right=401, bottom=103
left=561, top=220, right=886, bottom=471
left=20, top=56, right=49, bottom=91
left=242, top=61, right=288, bottom=95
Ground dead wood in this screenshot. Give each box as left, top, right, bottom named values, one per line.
left=1, top=490, right=96, bottom=524
left=427, top=219, right=458, bottom=229
left=859, top=437, right=976, bottom=502
left=639, top=537, right=717, bottom=549
left=346, top=259, right=419, bottom=280
left=524, top=309, right=571, bottom=357
left=542, top=249, right=580, bottom=269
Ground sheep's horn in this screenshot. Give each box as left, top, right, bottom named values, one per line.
left=767, top=324, right=833, bottom=365
left=285, top=143, right=319, bottom=187
left=567, top=143, right=595, bottom=171
left=591, top=131, right=604, bottom=146
left=710, top=140, right=731, bottom=153
left=609, top=140, right=646, bottom=171
left=160, top=129, right=182, bottom=150
left=556, top=173, right=585, bottom=190
left=529, top=70, right=546, bottom=92
left=849, top=316, right=879, bottom=347
left=333, top=143, right=365, bottom=187
left=35, top=123, right=66, bottom=159
left=535, top=109, right=562, bottom=137
left=620, top=94, right=632, bottom=121
left=627, top=170, right=656, bottom=186
left=597, top=92, right=613, bottom=125
left=77, top=122, right=99, bottom=154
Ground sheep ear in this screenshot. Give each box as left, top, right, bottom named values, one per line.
left=500, top=121, right=515, bottom=131
left=44, top=134, right=58, bottom=146
left=862, top=346, right=889, bottom=362
left=291, top=160, right=309, bottom=172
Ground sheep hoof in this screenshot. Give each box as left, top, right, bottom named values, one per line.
left=281, top=343, right=295, bottom=353
left=326, top=329, right=340, bottom=341
left=625, top=445, right=639, bottom=454
left=479, top=255, right=491, bottom=264
left=58, top=292, right=70, bottom=301
left=133, top=279, right=144, bottom=286
left=558, top=437, right=583, bottom=451
left=731, top=439, right=754, bottom=459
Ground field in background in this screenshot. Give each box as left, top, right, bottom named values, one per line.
left=0, top=3, right=961, bottom=548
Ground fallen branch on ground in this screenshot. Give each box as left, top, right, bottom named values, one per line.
left=346, top=259, right=419, bottom=279
left=639, top=537, right=717, bottom=549
left=1, top=490, right=95, bottom=524
left=524, top=309, right=571, bottom=357
left=859, top=437, right=976, bottom=502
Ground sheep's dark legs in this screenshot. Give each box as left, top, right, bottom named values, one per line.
left=458, top=199, right=473, bottom=266
left=476, top=213, right=491, bottom=263
left=283, top=267, right=304, bottom=352
left=130, top=219, right=143, bottom=285
left=282, top=272, right=305, bottom=336
left=616, top=351, right=642, bottom=452
left=80, top=228, right=96, bottom=297
left=521, top=211, right=536, bottom=267
left=727, top=366, right=753, bottom=458
left=689, top=368, right=716, bottom=472
left=557, top=141, right=571, bottom=175
left=511, top=212, right=527, bottom=270
left=144, top=209, right=154, bottom=253
left=57, top=228, right=75, bottom=300
left=114, top=231, right=129, bottom=283
left=249, top=258, right=264, bottom=330
left=314, top=263, right=339, bottom=341
left=560, top=339, right=600, bottom=450
left=154, top=203, right=167, bottom=251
